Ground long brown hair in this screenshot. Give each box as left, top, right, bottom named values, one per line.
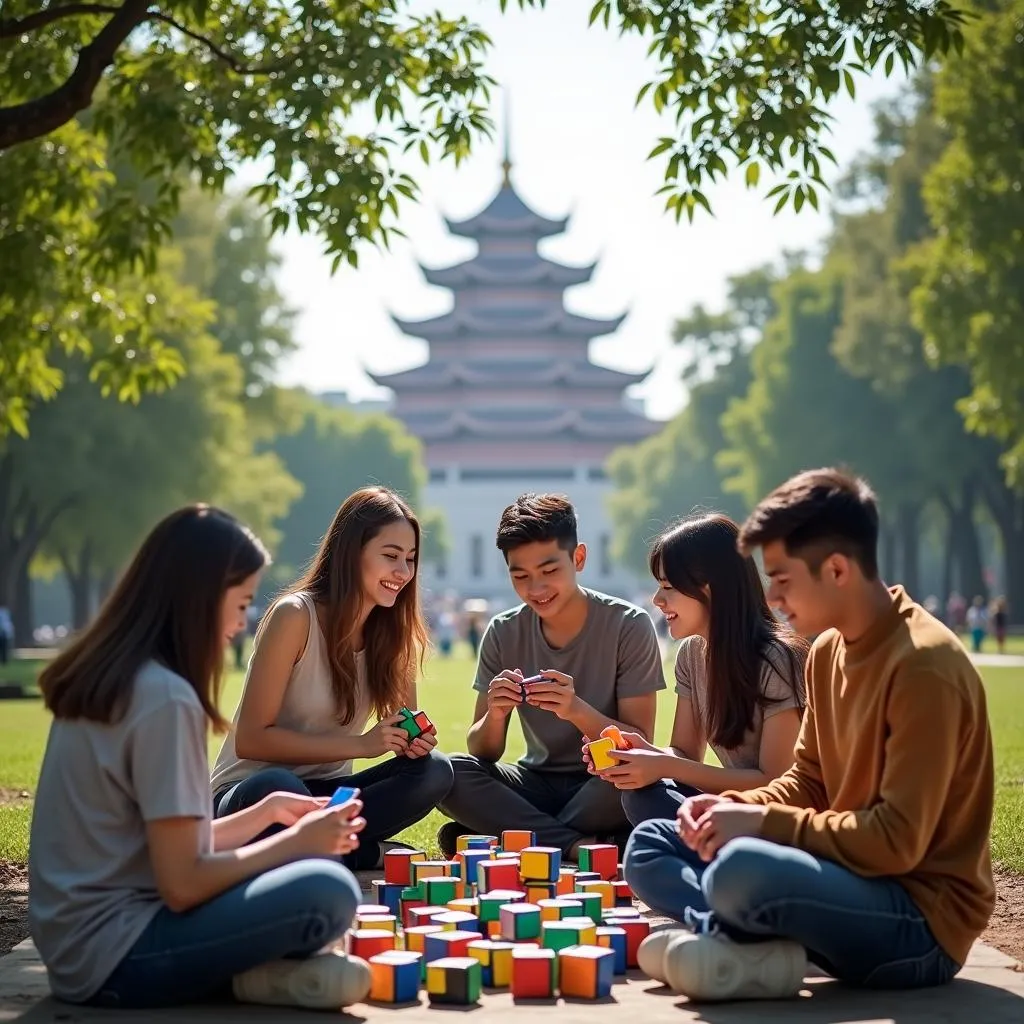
left=290, top=486, right=427, bottom=724
left=651, top=513, right=807, bottom=750
left=40, top=505, right=269, bottom=731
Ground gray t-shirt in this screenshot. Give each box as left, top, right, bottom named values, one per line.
left=28, top=661, right=212, bottom=1003
left=674, top=635, right=805, bottom=770
left=473, top=588, right=665, bottom=772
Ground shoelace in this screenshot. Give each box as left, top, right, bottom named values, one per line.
left=683, top=906, right=721, bottom=936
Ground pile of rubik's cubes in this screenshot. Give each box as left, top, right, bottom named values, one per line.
left=346, top=829, right=651, bottom=1005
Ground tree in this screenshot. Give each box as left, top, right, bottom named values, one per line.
left=270, top=400, right=446, bottom=582
left=908, top=0, right=1024, bottom=485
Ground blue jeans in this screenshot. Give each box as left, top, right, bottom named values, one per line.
left=621, top=779, right=700, bottom=826
left=86, top=859, right=360, bottom=1009
left=623, top=820, right=960, bottom=989
left=215, top=750, right=454, bottom=870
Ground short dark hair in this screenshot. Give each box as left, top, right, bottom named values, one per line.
left=496, top=493, right=578, bottom=559
left=738, top=468, right=880, bottom=579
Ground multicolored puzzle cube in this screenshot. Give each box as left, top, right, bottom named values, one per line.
left=403, top=925, right=443, bottom=979
left=559, top=945, right=615, bottom=998
left=383, top=848, right=425, bottom=886
left=407, top=905, right=448, bottom=928
left=447, top=896, right=479, bottom=916
left=577, top=879, right=614, bottom=909
left=369, top=950, right=422, bottom=1003
left=411, top=859, right=454, bottom=886
left=511, top=946, right=558, bottom=998
left=501, top=829, right=536, bottom=852
left=371, top=879, right=404, bottom=916
left=356, top=912, right=398, bottom=933
left=519, top=846, right=561, bottom=883
left=585, top=736, right=621, bottom=771
left=538, top=897, right=583, bottom=921
left=457, top=834, right=498, bottom=852
left=423, top=876, right=463, bottom=906
left=596, top=926, right=627, bottom=975
left=556, top=868, right=578, bottom=896
left=356, top=902, right=390, bottom=917
left=434, top=910, right=481, bottom=934
left=540, top=919, right=592, bottom=953
left=525, top=881, right=558, bottom=903
left=399, top=887, right=426, bottom=927
left=477, top=859, right=522, bottom=892
left=478, top=890, right=524, bottom=923
left=423, top=929, right=479, bottom=964
left=396, top=706, right=434, bottom=741
left=457, top=849, right=492, bottom=883
left=612, top=879, right=633, bottom=906
left=499, top=903, right=541, bottom=941
left=573, top=871, right=601, bottom=885
left=426, top=956, right=481, bottom=1005
left=349, top=928, right=395, bottom=960
left=574, top=891, right=604, bottom=923
left=618, top=917, right=651, bottom=968
left=495, top=850, right=522, bottom=861
left=577, top=843, right=619, bottom=881
left=467, top=939, right=515, bottom=988
left=554, top=915, right=598, bottom=946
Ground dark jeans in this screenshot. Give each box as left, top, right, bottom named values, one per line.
left=214, top=750, right=454, bottom=870
left=438, top=754, right=630, bottom=856
left=623, top=820, right=960, bottom=989
left=85, top=859, right=360, bottom=1009
left=621, top=778, right=700, bottom=826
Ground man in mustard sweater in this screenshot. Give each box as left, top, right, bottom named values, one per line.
left=624, top=467, right=994, bottom=1002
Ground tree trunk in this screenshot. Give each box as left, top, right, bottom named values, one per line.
left=897, top=501, right=921, bottom=599
left=13, top=559, right=32, bottom=648
left=941, top=508, right=955, bottom=604
left=978, top=469, right=1024, bottom=625
left=943, top=478, right=987, bottom=601
left=59, top=540, right=95, bottom=630
left=96, top=569, right=115, bottom=607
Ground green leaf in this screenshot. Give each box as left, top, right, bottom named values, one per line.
left=745, top=162, right=761, bottom=188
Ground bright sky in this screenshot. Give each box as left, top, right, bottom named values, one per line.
left=272, top=0, right=904, bottom=421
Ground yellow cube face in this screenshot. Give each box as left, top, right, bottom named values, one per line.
left=425, top=963, right=446, bottom=996
left=588, top=736, right=618, bottom=770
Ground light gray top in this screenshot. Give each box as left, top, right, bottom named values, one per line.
left=28, top=660, right=212, bottom=1003
left=674, top=635, right=805, bottom=770
left=211, top=591, right=370, bottom=793
left=473, top=588, right=665, bottom=772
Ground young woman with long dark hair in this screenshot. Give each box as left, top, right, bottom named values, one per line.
left=211, top=486, right=453, bottom=868
left=592, top=513, right=807, bottom=824
left=30, top=506, right=370, bottom=1011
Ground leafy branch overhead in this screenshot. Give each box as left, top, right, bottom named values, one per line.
left=510, top=0, right=967, bottom=220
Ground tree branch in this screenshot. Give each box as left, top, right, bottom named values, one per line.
left=0, top=0, right=151, bottom=151
left=147, top=13, right=286, bottom=75
left=0, top=3, right=121, bottom=40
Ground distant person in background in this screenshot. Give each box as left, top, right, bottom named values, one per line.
left=210, top=486, right=453, bottom=870
left=465, top=613, right=482, bottom=656
left=967, top=596, right=988, bottom=653
left=946, top=591, right=966, bottom=631
left=0, top=604, right=12, bottom=665
left=991, top=597, right=1009, bottom=655
left=436, top=608, right=456, bottom=657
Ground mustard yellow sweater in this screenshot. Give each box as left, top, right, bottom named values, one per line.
left=725, top=587, right=994, bottom=965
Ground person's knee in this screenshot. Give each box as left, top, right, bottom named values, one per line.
left=221, top=768, right=307, bottom=814
left=620, top=787, right=647, bottom=828
left=288, top=860, right=361, bottom=940
left=702, top=837, right=776, bottom=925
left=622, top=817, right=677, bottom=888
left=404, top=749, right=455, bottom=805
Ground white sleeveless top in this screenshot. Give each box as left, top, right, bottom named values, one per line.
left=211, top=592, right=372, bottom=792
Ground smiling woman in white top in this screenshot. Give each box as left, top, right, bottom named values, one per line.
left=211, top=486, right=453, bottom=869
left=29, top=505, right=371, bottom=1011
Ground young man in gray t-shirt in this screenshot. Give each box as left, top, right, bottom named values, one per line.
left=438, top=493, right=665, bottom=859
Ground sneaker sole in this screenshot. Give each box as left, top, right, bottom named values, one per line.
left=663, top=933, right=807, bottom=1002
left=637, top=928, right=684, bottom=983
left=234, top=952, right=372, bottom=1009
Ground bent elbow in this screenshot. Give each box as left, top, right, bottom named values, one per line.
left=160, top=881, right=199, bottom=914
left=233, top=725, right=267, bottom=762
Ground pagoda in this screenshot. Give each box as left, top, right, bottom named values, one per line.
left=370, top=142, right=657, bottom=599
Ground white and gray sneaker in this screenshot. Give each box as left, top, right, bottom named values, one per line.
left=637, top=928, right=687, bottom=983
left=233, top=950, right=372, bottom=1010
left=663, top=932, right=807, bottom=1002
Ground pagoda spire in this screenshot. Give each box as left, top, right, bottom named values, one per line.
left=500, top=92, right=512, bottom=187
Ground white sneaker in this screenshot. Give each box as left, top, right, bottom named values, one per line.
left=637, top=928, right=686, bottom=983
left=663, top=932, right=806, bottom=1002
left=233, top=950, right=372, bottom=1009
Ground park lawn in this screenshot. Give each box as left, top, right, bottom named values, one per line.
left=2, top=656, right=1023, bottom=873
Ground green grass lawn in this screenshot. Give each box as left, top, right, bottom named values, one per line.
left=2, top=655, right=1022, bottom=873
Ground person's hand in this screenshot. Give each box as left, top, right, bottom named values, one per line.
left=677, top=793, right=732, bottom=847
left=523, top=670, right=577, bottom=719
left=260, top=791, right=331, bottom=827
left=360, top=713, right=409, bottom=757
left=404, top=725, right=437, bottom=759
left=581, top=735, right=597, bottom=775
left=290, top=796, right=366, bottom=857
left=486, top=670, right=525, bottom=719
left=687, top=803, right=768, bottom=862
left=598, top=748, right=669, bottom=790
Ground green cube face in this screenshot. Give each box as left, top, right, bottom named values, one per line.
left=540, top=921, right=581, bottom=952
left=396, top=707, right=423, bottom=739
left=424, top=877, right=458, bottom=905
left=577, top=892, right=604, bottom=923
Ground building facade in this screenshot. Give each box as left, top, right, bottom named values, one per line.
left=371, top=166, right=658, bottom=602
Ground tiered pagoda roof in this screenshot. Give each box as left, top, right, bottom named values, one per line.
left=371, top=154, right=656, bottom=459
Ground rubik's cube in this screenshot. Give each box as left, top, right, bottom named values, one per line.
left=573, top=871, right=601, bottom=885
left=423, top=929, right=478, bottom=964
left=457, top=834, right=498, bottom=852
left=403, top=925, right=443, bottom=979
left=577, top=843, right=619, bottom=881
left=559, top=945, right=615, bottom=999
left=511, top=946, right=558, bottom=998
left=447, top=897, right=480, bottom=917
left=574, top=891, right=605, bottom=924
left=467, top=939, right=515, bottom=988
left=501, top=829, right=536, bottom=852
left=538, top=897, right=583, bottom=922
left=349, top=928, right=395, bottom=960
left=577, top=879, right=614, bottom=909
left=555, top=915, right=598, bottom=946
left=586, top=736, right=622, bottom=771
left=369, top=950, right=422, bottom=1003
left=396, top=706, right=434, bottom=740
left=478, top=890, right=524, bottom=923
left=540, top=919, right=592, bottom=953
left=477, top=858, right=521, bottom=892
left=371, top=879, right=404, bottom=916
left=356, top=912, right=398, bottom=933
left=499, top=903, right=541, bottom=941
left=456, top=849, right=492, bottom=883
left=519, top=846, right=561, bottom=883
left=407, top=905, right=448, bottom=928
left=612, top=879, right=633, bottom=906
left=411, top=859, right=454, bottom=886
left=423, top=876, right=463, bottom=906
left=426, top=956, right=481, bottom=1005
left=434, top=910, right=482, bottom=934
left=618, top=917, right=652, bottom=968
left=525, top=881, right=558, bottom=903
left=383, top=848, right=425, bottom=886
left=596, top=925, right=628, bottom=975
left=399, top=887, right=426, bottom=927
left=556, top=868, right=578, bottom=896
